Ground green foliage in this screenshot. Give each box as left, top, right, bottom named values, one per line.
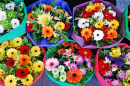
left=50, top=0, right=55, bottom=7
left=23, top=37, right=28, bottom=44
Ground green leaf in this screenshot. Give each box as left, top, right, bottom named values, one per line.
left=57, top=6, right=61, bottom=9
left=54, top=37, right=60, bottom=45
left=35, top=8, right=42, bottom=17
left=48, top=37, right=55, bottom=44
left=33, top=73, right=39, bottom=79
left=26, top=43, right=32, bottom=48
left=63, top=35, right=69, bottom=41
left=121, top=47, right=126, bottom=53
left=32, top=33, right=38, bottom=44
left=96, top=41, right=100, bottom=48
left=91, top=59, right=95, bottom=66
left=48, top=53, right=57, bottom=57
left=47, top=47, right=58, bottom=53
left=50, top=0, right=55, bottom=7
left=0, top=64, right=9, bottom=71
left=23, top=37, right=28, bottom=44
left=76, top=8, right=80, bottom=13
left=32, top=23, right=39, bottom=30
left=31, top=5, right=37, bottom=10
left=45, top=18, right=49, bottom=25
left=88, top=1, right=93, bottom=5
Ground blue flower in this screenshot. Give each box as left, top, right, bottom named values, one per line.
left=116, top=61, right=124, bottom=66
left=106, top=54, right=113, bottom=61
left=119, top=53, right=125, bottom=59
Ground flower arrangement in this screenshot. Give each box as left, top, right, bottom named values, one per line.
left=46, top=40, right=94, bottom=86
left=95, top=43, right=130, bottom=86
left=26, top=0, right=72, bottom=46
left=0, top=36, right=45, bottom=86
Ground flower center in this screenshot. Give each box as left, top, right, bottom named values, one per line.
left=112, top=24, right=114, bottom=26
left=35, top=50, right=37, bottom=52
left=14, top=23, right=17, bottom=25
left=59, top=25, right=61, bottom=27
left=26, top=79, right=29, bottom=81
left=98, top=23, right=100, bottom=25
left=46, top=30, right=50, bottom=33
left=85, top=31, right=88, bottom=35
left=107, top=81, right=110, bottom=83
left=11, top=61, right=14, bottom=65
left=17, top=41, right=19, bottom=43
left=110, top=33, right=113, bottom=35
left=97, top=16, right=99, bottom=18
left=82, top=23, right=85, bottom=25
left=10, top=80, right=12, bottom=83
left=97, top=34, right=99, bottom=36
left=9, top=6, right=11, bottom=8
left=21, top=71, right=24, bottom=74
left=38, top=65, right=41, bottom=68
left=23, top=58, right=26, bottom=61
left=128, top=80, right=130, bottom=83
left=95, top=7, right=99, bottom=10
left=114, top=82, right=117, bottom=84
left=72, top=65, right=75, bottom=68
left=23, top=49, right=26, bottom=52
left=84, top=51, right=87, bottom=54
left=72, top=73, right=77, bottom=77
left=102, top=66, right=104, bottom=68
left=11, top=52, right=14, bottom=54
left=50, top=62, right=54, bottom=66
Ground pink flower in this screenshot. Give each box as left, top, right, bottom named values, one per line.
left=85, top=56, right=91, bottom=63
left=64, top=60, right=70, bottom=67
left=117, top=70, right=126, bottom=79
left=104, top=70, right=113, bottom=77
left=70, top=63, right=77, bottom=69
left=126, top=52, right=130, bottom=59
left=45, top=58, right=59, bottom=71
left=105, top=78, right=112, bottom=85
left=76, top=55, right=84, bottom=64
left=111, top=80, right=121, bottom=86
left=79, top=67, right=86, bottom=76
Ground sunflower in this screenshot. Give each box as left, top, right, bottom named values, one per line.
left=27, top=13, right=34, bottom=21
left=30, top=46, right=41, bottom=56
left=0, top=48, right=5, bottom=60
left=19, top=55, right=30, bottom=65
left=107, top=28, right=118, bottom=40
left=6, top=48, right=17, bottom=57
left=44, top=5, right=52, bottom=12
left=81, top=28, right=92, bottom=38
left=21, top=74, right=33, bottom=85
left=13, top=38, right=22, bottom=47
left=33, top=61, right=44, bottom=72
left=56, top=9, right=63, bottom=14
left=95, top=21, right=103, bottom=28
left=66, top=69, right=82, bottom=84
left=110, top=20, right=119, bottom=29
left=1, top=41, right=9, bottom=49
left=42, top=26, right=54, bottom=37
left=85, top=5, right=94, bottom=12
left=5, top=75, right=17, bottom=86
left=94, top=3, right=102, bottom=12
left=54, top=21, right=65, bottom=31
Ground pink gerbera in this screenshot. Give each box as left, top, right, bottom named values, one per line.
left=104, top=70, right=113, bottom=77
left=45, top=58, right=59, bottom=71
left=111, top=80, right=121, bottom=86
left=105, top=78, right=112, bottom=85
left=117, top=70, right=126, bottom=79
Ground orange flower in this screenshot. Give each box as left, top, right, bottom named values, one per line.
left=74, top=44, right=81, bottom=49
left=44, top=5, right=52, bottom=12
left=81, top=28, right=92, bottom=38
left=94, top=3, right=102, bottom=12
left=62, top=42, right=70, bottom=47
left=69, top=47, right=75, bottom=52
left=19, top=55, right=30, bottom=65
left=58, top=48, right=65, bottom=55
left=27, top=13, right=34, bottom=21
left=66, top=69, right=83, bottom=84
left=107, top=28, right=118, bottom=40
left=42, top=26, right=54, bottom=37
left=69, top=42, right=75, bottom=47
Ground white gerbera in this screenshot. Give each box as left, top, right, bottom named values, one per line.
left=5, top=2, right=15, bottom=10
left=94, top=12, right=104, bottom=21
left=59, top=75, right=66, bottom=82
left=0, top=11, right=7, bottom=21
left=93, top=30, right=104, bottom=41
left=58, top=65, right=65, bottom=72
left=52, top=68, right=59, bottom=75
left=0, top=25, right=4, bottom=33
left=11, top=19, right=20, bottom=29
left=78, top=18, right=89, bottom=28
left=109, top=10, right=116, bottom=17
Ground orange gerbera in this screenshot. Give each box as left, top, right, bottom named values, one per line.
left=42, top=26, right=54, bottom=37
left=66, top=69, right=83, bottom=84
left=58, top=48, right=65, bottom=55
left=44, top=5, right=52, bottom=12
left=62, top=42, right=70, bottom=47
left=27, top=13, right=34, bottom=21
left=81, top=28, right=92, bottom=38
left=19, top=55, right=30, bottom=65
left=94, top=3, right=102, bottom=12
left=107, top=28, right=118, bottom=40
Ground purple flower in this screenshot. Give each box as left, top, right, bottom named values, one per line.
left=105, top=78, right=112, bottom=85
left=79, top=67, right=87, bottom=76
left=87, top=62, right=93, bottom=70
left=111, top=80, right=121, bottom=86
left=118, top=70, right=126, bottom=79
left=70, top=63, right=77, bottom=69
left=85, top=56, right=91, bottom=63
left=76, top=55, right=84, bottom=64
left=116, top=61, right=124, bottom=66
left=119, top=53, right=125, bottom=59
left=106, top=54, right=113, bottom=61
left=104, top=70, right=113, bottom=77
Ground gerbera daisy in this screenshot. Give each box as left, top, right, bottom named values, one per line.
left=42, top=26, right=54, bottom=37
left=70, top=63, right=77, bottom=70
left=93, top=30, right=104, bottom=41
left=110, top=20, right=119, bottom=29
left=104, top=70, right=113, bottom=77
left=19, top=55, right=30, bottom=65
left=0, top=48, right=5, bottom=59
left=1, top=41, right=9, bottom=49
left=5, top=75, right=17, bottom=86
left=95, top=21, right=103, bottom=28
left=16, top=67, right=29, bottom=79
left=44, top=5, right=52, bottom=12
left=85, top=5, right=94, bottom=12
left=58, top=48, right=65, bottom=55
left=107, top=28, right=117, bottom=40
left=66, top=69, right=82, bottom=84
left=111, top=80, right=121, bottom=86
left=94, top=3, right=102, bottom=12
left=21, top=74, right=33, bottom=85
left=6, top=57, right=15, bottom=67
left=11, top=18, right=20, bottom=29
left=30, top=46, right=41, bottom=56
left=118, top=70, right=126, bottom=79
left=45, top=58, right=59, bottom=71
left=33, top=61, right=44, bottom=72
left=0, top=11, right=7, bottom=21
left=27, top=13, right=34, bottom=21
left=6, top=48, right=17, bottom=57
left=78, top=18, right=89, bottom=28
left=26, top=23, right=35, bottom=32
left=5, top=2, right=15, bottom=10
left=12, top=38, right=22, bottom=47
left=79, top=67, right=86, bottom=76
left=54, top=21, right=65, bottom=31
left=64, top=22, right=70, bottom=31
left=105, top=78, right=112, bottom=85
left=81, top=28, right=92, bottom=38
left=94, top=12, right=104, bottom=21
left=19, top=45, right=30, bottom=54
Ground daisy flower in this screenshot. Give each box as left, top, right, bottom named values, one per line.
left=95, top=21, right=103, bottom=28
left=33, top=61, right=44, bottom=72
left=111, top=80, right=121, bottom=86
left=78, top=18, right=89, bottom=28
left=42, top=26, right=54, bottom=37
left=93, top=30, right=104, bottom=41
left=19, top=55, right=30, bottom=65
left=53, top=74, right=59, bottom=78
left=105, top=78, right=112, bottom=85
left=94, top=12, right=104, bottom=21
left=52, top=68, right=59, bottom=75
left=5, top=75, right=17, bottom=86
left=104, top=70, right=113, bottom=77
left=107, top=28, right=117, bottom=40
left=30, top=46, right=41, bottom=56
left=5, top=2, right=15, bottom=10
left=70, top=63, right=77, bottom=70
left=110, top=20, right=119, bottom=29
left=111, top=64, right=118, bottom=71
left=76, top=55, right=84, bottom=64
left=12, top=38, right=22, bottom=47
left=94, top=3, right=102, bottom=12
left=54, top=21, right=65, bottom=31
left=109, top=10, right=116, bottom=17
left=6, top=57, right=15, bottom=67
left=61, top=71, right=66, bottom=76
left=6, top=48, right=17, bottom=57
left=81, top=28, right=92, bottom=38
left=118, top=70, right=126, bottom=79
left=11, top=18, right=20, bottom=29
left=59, top=75, right=66, bottom=82
left=85, top=5, right=94, bottom=12
left=21, top=74, right=33, bottom=85
left=79, top=67, right=87, bottom=76
left=0, top=11, right=7, bottom=21
left=58, top=65, right=65, bottom=72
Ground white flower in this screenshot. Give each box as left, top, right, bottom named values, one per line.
left=86, top=18, right=92, bottom=23
left=53, top=74, right=59, bottom=78
left=100, top=3, right=106, bottom=10
left=18, top=2, right=23, bottom=7
left=109, top=10, right=116, bottom=17
left=11, top=19, right=20, bottom=29
left=126, top=70, right=130, bottom=76
left=78, top=18, right=89, bottom=28
left=60, top=71, right=66, bottom=76
left=0, top=7, right=2, bottom=11
left=0, top=11, right=7, bottom=21
left=58, top=65, right=65, bottom=72
left=125, top=59, right=130, bottom=65
left=52, top=68, right=59, bottom=75
left=93, top=30, right=104, bottom=41
left=59, top=75, right=66, bottom=82
left=0, top=25, right=4, bottom=33
left=104, top=57, right=111, bottom=64
left=53, top=32, right=59, bottom=38
left=5, top=2, right=15, bottom=10
left=54, top=16, right=61, bottom=20
left=94, top=12, right=104, bottom=21
left=103, top=20, right=110, bottom=27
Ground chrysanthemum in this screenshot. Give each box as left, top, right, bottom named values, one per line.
left=19, top=45, right=30, bottom=55
left=45, top=58, right=59, bottom=71
left=104, top=70, right=113, bottom=77
left=54, top=21, right=65, bottom=31
left=94, top=3, right=102, bottom=12
left=66, top=69, right=82, bottom=83
left=42, top=26, right=54, bottom=37
left=0, top=11, right=7, bottom=21
left=21, top=74, right=33, bottom=85
left=60, top=75, right=66, bottom=82
left=105, top=78, right=112, bottom=85
left=85, top=5, right=94, bottom=12
left=76, top=55, right=84, bottom=64
left=107, top=28, right=117, bottom=40
left=30, top=46, right=41, bottom=56
left=61, top=71, right=66, bottom=76
left=78, top=18, right=89, bottom=28
left=12, top=38, right=22, bottom=47
left=81, top=28, right=92, bottom=38
left=109, top=10, right=116, bottom=17
left=118, top=70, right=126, bottom=79
left=1, top=41, right=9, bottom=49
left=6, top=57, right=15, bottom=67
left=79, top=67, right=86, bottom=76
left=85, top=56, right=91, bottom=63
left=5, top=75, right=17, bottom=86
left=111, top=80, right=121, bottom=86
left=19, top=55, right=30, bottom=65
left=93, top=30, right=104, bottom=41
left=52, top=68, right=59, bottom=75
left=6, top=48, right=17, bottom=57
left=11, top=18, right=20, bottom=29
left=0, top=25, right=4, bottom=33
left=5, top=2, right=15, bottom=10
left=70, top=63, right=77, bottom=70
left=58, top=65, right=65, bottom=72
left=33, top=61, right=44, bottom=72
left=95, top=21, right=103, bottom=28
left=94, top=12, right=104, bottom=21
left=110, top=20, right=119, bottom=29
left=87, top=62, right=93, bottom=70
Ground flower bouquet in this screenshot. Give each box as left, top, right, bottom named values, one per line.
left=0, top=0, right=27, bottom=43
left=0, top=36, right=46, bottom=86
left=95, top=43, right=130, bottom=86
left=26, top=0, right=72, bottom=47
left=71, top=0, right=124, bottom=48
left=46, top=40, right=94, bottom=86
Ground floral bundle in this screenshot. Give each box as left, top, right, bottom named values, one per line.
left=0, top=36, right=46, bottom=86
left=95, top=43, right=130, bottom=86
left=46, top=41, right=94, bottom=86
left=26, top=0, right=72, bottom=46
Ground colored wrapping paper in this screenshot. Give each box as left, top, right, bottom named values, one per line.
left=26, top=0, right=72, bottom=47
left=94, top=43, right=130, bottom=86
left=0, top=0, right=27, bottom=43
left=46, top=40, right=94, bottom=86
left=124, top=2, right=130, bottom=40
left=71, top=0, right=124, bottom=49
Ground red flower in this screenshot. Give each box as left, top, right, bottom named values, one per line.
left=82, top=11, right=94, bottom=19
left=26, top=23, right=35, bottom=32
left=16, top=67, right=29, bottom=79
left=84, top=37, right=90, bottom=42
left=19, top=45, right=30, bottom=55
left=77, top=48, right=92, bottom=59
left=64, top=22, right=70, bottom=31
left=6, top=57, right=15, bottom=67
left=103, top=10, right=113, bottom=21
left=98, top=59, right=110, bottom=75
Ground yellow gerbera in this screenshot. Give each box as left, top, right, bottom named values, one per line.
left=6, top=48, right=17, bottom=57
left=33, top=61, right=44, bottom=72
left=13, top=38, right=22, bottom=47
left=5, top=75, right=17, bottom=86
left=81, top=28, right=92, bottom=38
left=37, top=12, right=52, bottom=25
left=0, top=69, right=6, bottom=81
left=85, top=5, right=94, bottom=12
left=30, top=46, right=41, bottom=56
left=95, top=21, right=103, bottom=28
left=110, top=20, right=119, bottom=29
left=21, top=74, right=33, bottom=85
left=8, top=40, right=14, bottom=48
left=1, top=41, right=9, bottom=49
left=109, top=47, right=121, bottom=58
left=57, top=9, right=63, bottom=14
left=54, top=21, right=65, bottom=31
left=0, top=48, right=5, bottom=60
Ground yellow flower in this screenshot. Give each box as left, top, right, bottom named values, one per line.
left=21, top=74, right=33, bottom=85
left=26, top=61, right=33, bottom=73
left=85, top=5, right=94, bottom=12
left=109, top=47, right=121, bottom=58
left=95, top=21, right=103, bottom=28
left=8, top=40, right=14, bottom=48
left=1, top=41, right=9, bottom=49
left=33, top=61, right=44, bottom=73
left=37, top=12, right=52, bottom=25
left=54, top=21, right=65, bottom=31
left=0, top=69, right=6, bottom=81
left=124, top=78, right=130, bottom=86
left=56, top=9, right=63, bottom=14
left=30, top=46, right=41, bottom=56
left=6, top=48, right=17, bottom=57
left=128, top=15, right=130, bottom=19
left=0, top=48, right=5, bottom=61
left=5, top=75, right=17, bottom=86
left=13, top=38, right=22, bottom=47
left=110, top=20, right=119, bottom=29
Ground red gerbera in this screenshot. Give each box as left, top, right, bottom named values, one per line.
left=98, top=59, right=110, bottom=75
left=103, top=10, right=113, bottom=21
left=16, top=67, right=29, bottom=79
left=26, top=23, right=35, bottom=32
left=82, top=11, right=94, bottom=19
left=6, top=57, right=15, bottom=67
left=19, top=45, right=30, bottom=55
left=64, top=22, right=70, bottom=31
left=77, top=48, right=92, bottom=59
left=84, top=37, right=90, bottom=42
